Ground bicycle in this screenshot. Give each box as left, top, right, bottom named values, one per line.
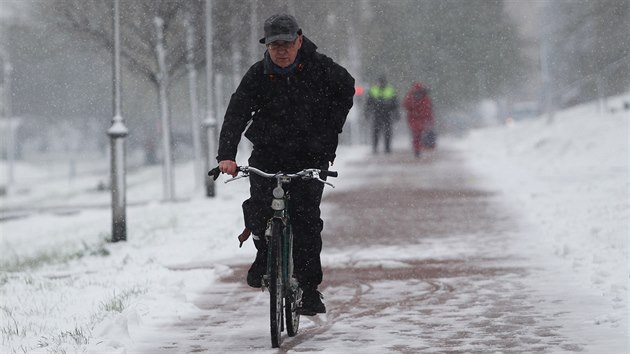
left=209, top=165, right=337, bottom=348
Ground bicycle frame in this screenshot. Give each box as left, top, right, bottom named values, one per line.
left=263, top=177, right=298, bottom=295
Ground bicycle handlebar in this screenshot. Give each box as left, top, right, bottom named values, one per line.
left=323, top=170, right=339, bottom=178
left=207, top=166, right=338, bottom=185
left=208, top=167, right=222, bottom=181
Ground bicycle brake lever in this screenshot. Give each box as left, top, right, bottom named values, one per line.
left=224, top=174, right=248, bottom=183
left=317, top=178, right=335, bottom=188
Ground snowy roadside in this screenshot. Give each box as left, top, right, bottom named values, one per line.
left=453, top=94, right=629, bottom=349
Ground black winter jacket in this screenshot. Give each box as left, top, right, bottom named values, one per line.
left=216, top=36, right=355, bottom=170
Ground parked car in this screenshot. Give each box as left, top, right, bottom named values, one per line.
left=505, top=101, right=540, bottom=125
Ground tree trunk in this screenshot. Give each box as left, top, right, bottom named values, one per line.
left=154, top=16, right=174, bottom=201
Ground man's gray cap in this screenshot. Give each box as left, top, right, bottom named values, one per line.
left=259, top=14, right=301, bottom=44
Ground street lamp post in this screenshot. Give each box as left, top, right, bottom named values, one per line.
left=185, top=11, right=203, bottom=193
left=2, top=57, right=14, bottom=189
left=0, top=28, right=15, bottom=193
left=540, top=2, right=555, bottom=124
left=107, top=0, right=129, bottom=242
left=203, top=0, right=217, bottom=197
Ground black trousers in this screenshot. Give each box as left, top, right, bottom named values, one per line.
left=242, top=165, right=326, bottom=289
left=372, top=118, right=393, bottom=153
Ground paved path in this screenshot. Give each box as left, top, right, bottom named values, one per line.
left=135, top=147, right=585, bottom=353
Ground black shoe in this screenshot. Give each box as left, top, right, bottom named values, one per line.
left=299, top=289, right=326, bottom=316
left=246, top=250, right=266, bottom=288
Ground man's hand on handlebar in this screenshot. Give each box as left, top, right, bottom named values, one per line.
left=219, top=160, right=238, bottom=177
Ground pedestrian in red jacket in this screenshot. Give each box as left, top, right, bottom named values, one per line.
left=403, top=82, right=434, bottom=158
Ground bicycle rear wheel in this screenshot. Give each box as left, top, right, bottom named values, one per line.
left=269, top=219, right=284, bottom=348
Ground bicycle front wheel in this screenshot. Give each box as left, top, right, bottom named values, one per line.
left=269, top=219, right=284, bottom=348
left=285, top=225, right=300, bottom=337
left=286, top=285, right=301, bottom=337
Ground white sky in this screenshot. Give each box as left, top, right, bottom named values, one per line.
left=1, top=93, right=629, bottom=353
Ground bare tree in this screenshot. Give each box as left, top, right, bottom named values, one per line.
left=40, top=0, right=208, bottom=199
left=44, top=0, right=205, bottom=82
left=545, top=0, right=629, bottom=107
left=42, top=0, right=205, bottom=162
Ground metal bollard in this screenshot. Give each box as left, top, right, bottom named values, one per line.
left=108, top=116, right=128, bottom=242
left=203, top=117, right=217, bottom=197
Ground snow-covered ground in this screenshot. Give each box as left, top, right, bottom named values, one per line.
left=455, top=95, right=629, bottom=353
left=1, top=94, right=628, bottom=353
left=457, top=96, right=628, bottom=320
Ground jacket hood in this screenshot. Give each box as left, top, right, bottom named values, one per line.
left=299, top=35, right=318, bottom=56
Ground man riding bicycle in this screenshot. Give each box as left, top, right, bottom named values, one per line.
left=217, top=13, right=355, bottom=315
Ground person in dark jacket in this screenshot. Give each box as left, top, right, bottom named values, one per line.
left=365, top=75, right=399, bottom=153
left=217, top=14, right=355, bottom=316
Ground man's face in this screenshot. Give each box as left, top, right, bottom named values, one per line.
left=267, top=35, right=303, bottom=68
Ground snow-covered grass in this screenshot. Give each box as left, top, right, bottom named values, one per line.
left=455, top=94, right=629, bottom=317
left=0, top=93, right=628, bottom=353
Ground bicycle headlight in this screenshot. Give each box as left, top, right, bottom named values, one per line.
left=271, top=198, right=285, bottom=210
left=272, top=187, right=284, bottom=198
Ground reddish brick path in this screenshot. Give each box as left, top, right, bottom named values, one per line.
left=295, top=149, right=580, bottom=353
